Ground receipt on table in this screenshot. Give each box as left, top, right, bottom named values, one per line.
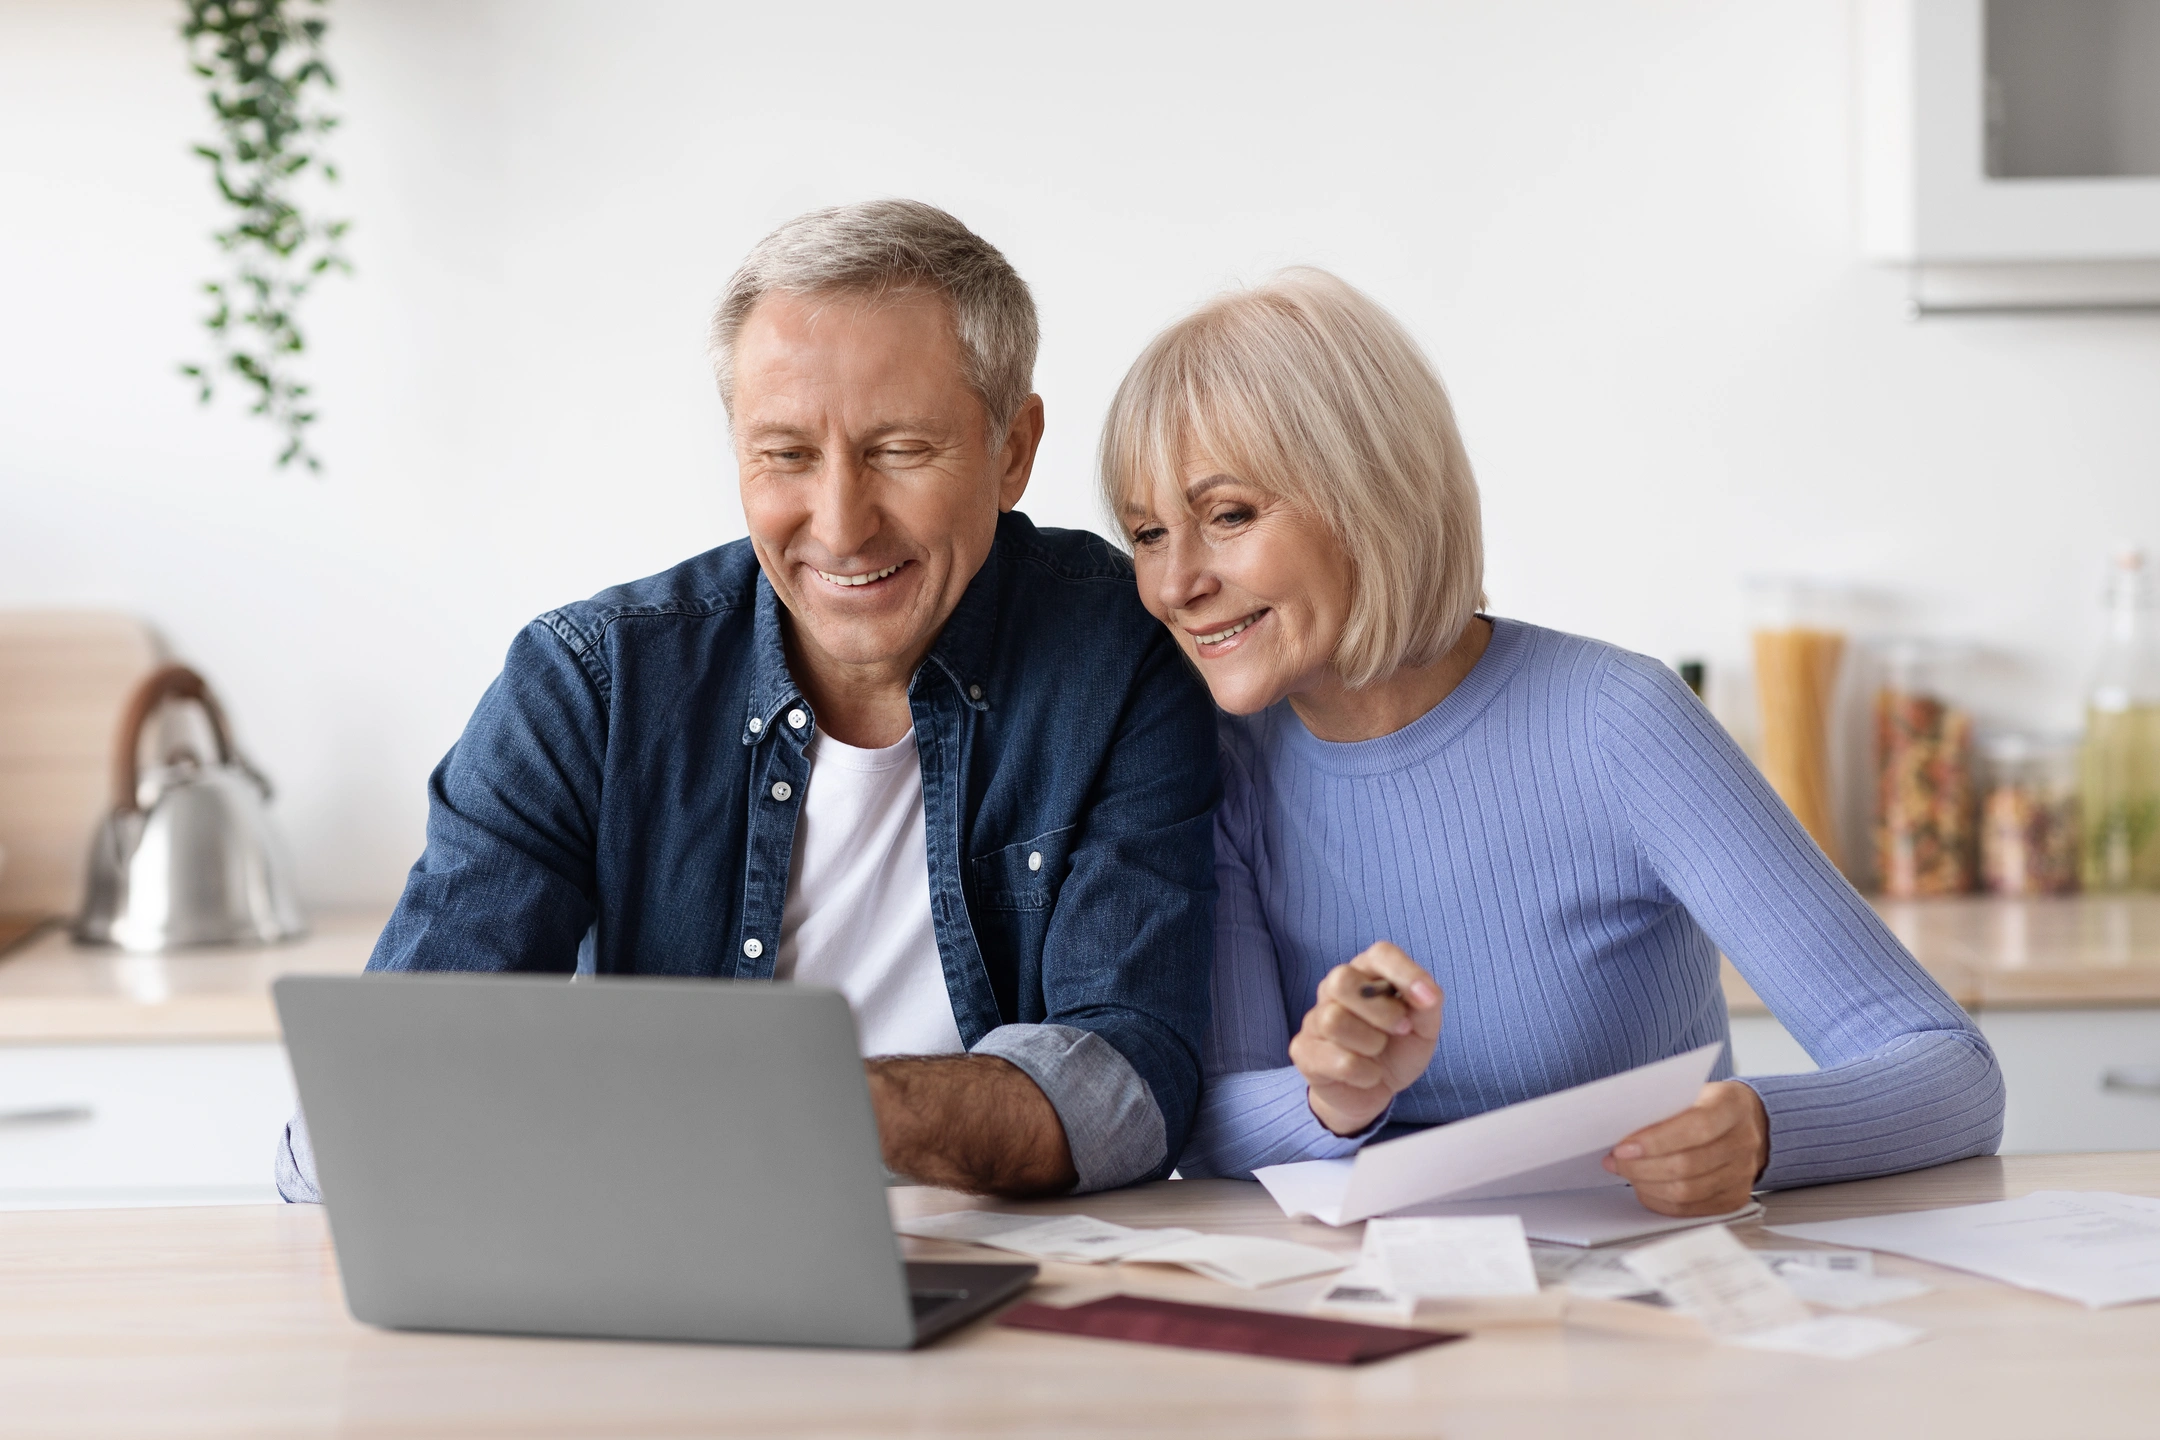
left=895, top=1211, right=1344, bottom=1289
left=896, top=1211, right=1198, bottom=1263
left=1124, top=1233, right=1348, bottom=1290
left=1362, top=1216, right=1540, bottom=1298
left=1732, top=1314, right=1925, bottom=1359
left=1621, top=1225, right=1812, bottom=1338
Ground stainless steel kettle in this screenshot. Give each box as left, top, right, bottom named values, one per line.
left=74, top=664, right=306, bottom=950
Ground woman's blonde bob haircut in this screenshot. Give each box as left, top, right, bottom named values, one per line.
left=1100, top=269, right=1485, bottom=689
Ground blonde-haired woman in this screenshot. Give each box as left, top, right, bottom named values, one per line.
left=1104, top=269, right=2002, bottom=1214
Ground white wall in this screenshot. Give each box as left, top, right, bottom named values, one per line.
left=4, top=0, right=2158, bottom=907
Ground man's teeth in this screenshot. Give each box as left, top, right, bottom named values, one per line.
left=1197, top=614, right=1259, bottom=646
left=817, top=563, right=902, bottom=587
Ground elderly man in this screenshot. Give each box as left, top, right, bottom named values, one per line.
left=277, top=201, right=1217, bottom=1199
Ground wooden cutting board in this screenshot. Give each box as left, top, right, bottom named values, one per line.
left=0, top=612, right=162, bottom=918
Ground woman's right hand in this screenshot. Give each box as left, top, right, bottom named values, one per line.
left=1289, top=942, right=1443, bottom=1136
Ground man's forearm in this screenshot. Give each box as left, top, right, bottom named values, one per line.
left=866, top=1054, right=1077, bottom=1197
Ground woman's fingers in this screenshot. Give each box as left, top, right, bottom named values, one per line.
left=1288, top=1030, right=1389, bottom=1090
left=1344, top=943, right=1443, bottom=1013
left=1603, top=1082, right=1769, bottom=1216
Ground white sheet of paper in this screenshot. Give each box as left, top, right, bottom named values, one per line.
left=1732, top=1314, right=1925, bottom=1359
left=1620, top=1225, right=1813, bottom=1338
left=1253, top=1044, right=1722, bottom=1226
left=1765, top=1190, right=2160, bottom=1309
left=1313, top=1263, right=1417, bottom=1319
left=1125, top=1234, right=1348, bottom=1290
left=895, top=1211, right=1199, bottom=1263
left=1395, top=1186, right=1764, bottom=1247
left=1531, top=1244, right=1660, bottom=1299
left=1754, top=1248, right=1872, bottom=1275
left=1776, top=1269, right=1933, bottom=1310
left=1360, top=1216, right=1539, bottom=1298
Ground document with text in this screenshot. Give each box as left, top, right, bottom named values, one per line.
left=1253, top=1043, right=1722, bottom=1229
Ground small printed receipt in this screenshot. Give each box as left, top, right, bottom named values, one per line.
left=896, top=1211, right=1345, bottom=1290
left=1362, top=1216, right=1541, bottom=1299
left=1621, top=1225, right=1812, bottom=1338
left=1733, top=1315, right=1925, bottom=1359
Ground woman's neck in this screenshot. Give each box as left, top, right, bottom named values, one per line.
left=1286, top=617, right=1493, bottom=744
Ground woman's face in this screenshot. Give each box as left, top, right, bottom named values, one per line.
left=1125, top=455, right=1355, bottom=716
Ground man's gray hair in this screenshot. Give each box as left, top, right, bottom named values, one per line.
left=709, top=200, right=1039, bottom=440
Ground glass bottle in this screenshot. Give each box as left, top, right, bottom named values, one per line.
left=2080, top=550, right=2160, bottom=892
left=1747, top=580, right=1847, bottom=867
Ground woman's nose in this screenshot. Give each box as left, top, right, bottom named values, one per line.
left=1155, top=526, right=1216, bottom=612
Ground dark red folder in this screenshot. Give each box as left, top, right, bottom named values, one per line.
left=997, top=1294, right=1465, bottom=1366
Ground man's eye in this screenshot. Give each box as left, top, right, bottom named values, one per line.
left=875, top=445, right=932, bottom=464
left=767, top=449, right=811, bottom=464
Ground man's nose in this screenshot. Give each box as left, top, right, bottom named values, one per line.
left=808, top=454, right=879, bottom=560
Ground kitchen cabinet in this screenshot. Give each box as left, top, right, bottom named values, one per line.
left=0, top=912, right=380, bottom=1208
left=1860, top=0, right=2160, bottom=311
left=0, top=1042, right=293, bottom=1209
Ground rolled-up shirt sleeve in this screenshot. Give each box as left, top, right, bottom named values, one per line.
left=971, top=1024, right=1165, bottom=1193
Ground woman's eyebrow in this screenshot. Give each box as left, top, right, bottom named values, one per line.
left=1183, top=474, right=1242, bottom=503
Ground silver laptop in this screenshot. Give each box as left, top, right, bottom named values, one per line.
left=274, top=973, right=1036, bottom=1349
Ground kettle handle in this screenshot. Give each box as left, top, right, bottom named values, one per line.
left=111, top=664, right=238, bottom=814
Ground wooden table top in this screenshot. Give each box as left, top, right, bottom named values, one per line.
left=0, top=909, right=384, bottom=1043
left=4, top=1152, right=2157, bottom=1440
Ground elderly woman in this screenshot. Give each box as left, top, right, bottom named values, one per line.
left=1101, top=269, right=2003, bottom=1215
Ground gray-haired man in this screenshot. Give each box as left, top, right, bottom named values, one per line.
left=279, top=202, right=1219, bottom=1199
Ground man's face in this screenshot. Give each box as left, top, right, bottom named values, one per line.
left=733, top=289, right=1040, bottom=681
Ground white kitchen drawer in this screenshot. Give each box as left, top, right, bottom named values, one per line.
left=1979, top=1009, right=2160, bottom=1155
left=0, top=1042, right=295, bottom=1208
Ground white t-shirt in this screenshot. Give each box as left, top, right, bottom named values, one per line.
left=773, top=728, right=965, bottom=1058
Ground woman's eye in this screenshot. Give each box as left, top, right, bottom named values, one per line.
left=1131, top=525, right=1168, bottom=547
left=1212, top=507, right=1255, bottom=528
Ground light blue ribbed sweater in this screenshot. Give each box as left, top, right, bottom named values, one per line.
left=1179, top=617, right=2005, bottom=1190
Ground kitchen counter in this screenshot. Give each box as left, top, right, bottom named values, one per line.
left=0, top=910, right=384, bottom=1043
left=1723, top=894, right=2160, bottom=1014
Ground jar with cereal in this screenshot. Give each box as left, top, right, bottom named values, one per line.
left=1874, top=643, right=1977, bottom=897
left=1979, top=733, right=2079, bottom=896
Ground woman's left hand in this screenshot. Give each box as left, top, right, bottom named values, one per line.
left=1601, top=1081, right=1769, bottom=1217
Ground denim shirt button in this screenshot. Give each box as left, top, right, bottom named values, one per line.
left=1028, top=851, right=1043, bottom=871
left=770, top=781, right=793, bottom=802
left=969, top=684, right=984, bottom=701
left=742, top=937, right=763, bottom=959
left=787, top=708, right=807, bottom=730
left=747, top=716, right=762, bottom=734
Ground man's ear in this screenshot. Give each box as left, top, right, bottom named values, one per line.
left=996, top=394, right=1046, bottom=512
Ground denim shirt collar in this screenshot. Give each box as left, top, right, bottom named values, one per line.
left=740, top=537, right=1000, bottom=746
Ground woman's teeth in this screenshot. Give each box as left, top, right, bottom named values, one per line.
left=817, top=563, right=902, bottom=587
left=1197, top=613, right=1259, bottom=645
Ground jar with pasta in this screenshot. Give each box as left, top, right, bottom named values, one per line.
left=1979, top=733, right=2079, bottom=896
left=1874, top=643, right=1976, bottom=897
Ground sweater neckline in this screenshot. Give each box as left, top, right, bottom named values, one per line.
left=1273, top=616, right=1531, bottom=776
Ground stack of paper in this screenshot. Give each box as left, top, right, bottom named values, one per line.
left=1765, top=1190, right=2160, bottom=1308
left=1254, top=1044, right=1751, bottom=1243
left=897, top=1209, right=1347, bottom=1290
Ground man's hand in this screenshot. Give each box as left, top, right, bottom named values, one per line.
left=1603, top=1080, right=1769, bottom=1216
left=1288, top=942, right=1443, bottom=1137
left=866, top=1054, right=1077, bottom=1197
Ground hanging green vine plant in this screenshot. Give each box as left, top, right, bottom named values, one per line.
left=179, top=0, right=350, bottom=472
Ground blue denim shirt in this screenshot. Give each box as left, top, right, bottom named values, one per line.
left=277, top=512, right=1218, bottom=1198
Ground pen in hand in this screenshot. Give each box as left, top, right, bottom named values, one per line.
left=1358, top=981, right=1400, bottom=1000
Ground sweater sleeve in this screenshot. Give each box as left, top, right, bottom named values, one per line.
left=1592, top=651, right=2003, bottom=1190
left=1176, top=735, right=1386, bottom=1178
